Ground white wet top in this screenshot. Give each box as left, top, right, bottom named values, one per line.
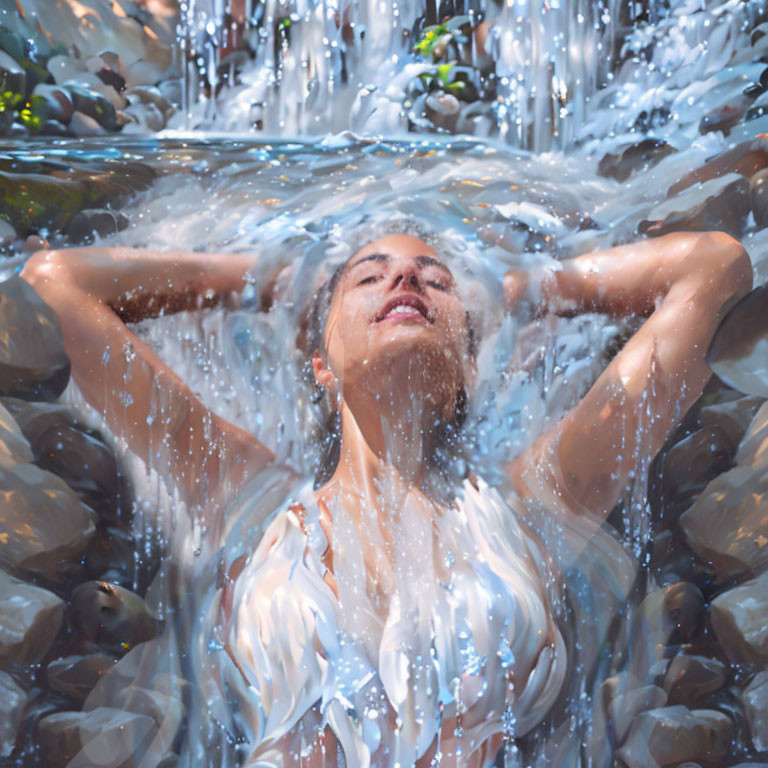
left=223, top=478, right=567, bottom=767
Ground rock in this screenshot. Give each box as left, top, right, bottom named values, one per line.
left=95, top=67, right=126, bottom=94
left=69, top=110, right=107, bottom=136
left=0, top=400, right=32, bottom=468
left=67, top=208, right=129, bottom=244
left=737, top=400, right=768, bottom=469
left=742, top=669, right=768, bottom=751
left=34, top=423, right=121, bottom=519
left=639, top=174, right=751, bottom=238
left=37, top=707, right=158, bottom=768
left=46, top=653, right=116, bottom=703
left=617, top=706, right=733, bottom=768
left=40, top=118, right=71, bottom=136
left=752, top=167, right=768, bottom=228
left=124, top=85, right=174, bottom=118
left=157, top=78, right=182, bottom=107
left=1, top=397, right=80, bottom=446
left=23, top=234, right=50, bottom=253
left=0, top=50, right=25, bottom=97
left=710, top=569, right=768, bottom=664
left=670, top=136, right=768, bottom=196
left=663, top=655, right=727, bottom=705
left=32, top=83, right=74, bottom=125
left=680, top=465, right=768, bottom=581
left=85, top=527, right=139, bottom=583
left=708, top=285, right=768, bottom=400
left=597, top=139, right=678, bottom=182
left=660, top=425, right=735, bottom=509
left=0, top=670, right=27, bottom=757
left=699, top=396, right=765, bottom=450
left=122, top=101, right=165, bottom=132
left=0, top=462, right=97, bottom=578
left=0, top=276, right=70, bottom=400
left=0, top=217, right=15, bottom=248
left=699, top=93, right=755, bottom=136
left=47, top=54, right=88, bottom=85
left=36, top=711, right=86, bottom=768
left=0, top=568, right=64, bottom=665
left=69, top=581, right=160, bottom=655
left=608, top=684, right=667, bottom=742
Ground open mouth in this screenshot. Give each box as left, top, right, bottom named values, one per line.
left=375, top=294, right=433, bottom=323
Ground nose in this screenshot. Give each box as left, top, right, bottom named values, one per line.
left=391, top=261, right=423, bottom=292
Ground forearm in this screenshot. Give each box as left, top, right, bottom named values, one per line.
left=506, top=232, right=753, bottom=318
left=23, top=247, right=261, bottom=322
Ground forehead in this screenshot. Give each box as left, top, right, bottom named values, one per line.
left=343, top=234, right=451, bottom=275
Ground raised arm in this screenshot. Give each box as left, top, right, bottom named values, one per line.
left=505, top=231, right=753, bottom=521
left=20, top=247, right=276, bottom=511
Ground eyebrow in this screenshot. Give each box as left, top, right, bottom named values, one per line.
left=346, top=252, right=453, bottom=276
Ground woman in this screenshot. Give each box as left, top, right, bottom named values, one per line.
left=20, top=227, right=751, bottom=767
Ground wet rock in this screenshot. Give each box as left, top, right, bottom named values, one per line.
left=122, top=101, right=165, bottom=132
left=609, top=684, right=667, bottom=742
left=32, top=83, right=74, bottom=125
left=0, top=400, right=33, bottom=468
left=0, top=568, right=64, bottom=665
left=0, top=217, right=15, bottom=248
left=710, top=568, right=768, bottom=664
left=47, top=54, right=87, bottom=86
left=752, top=168, right=768, bottom=228
left=67, top=208, right=129, bottom=244
left=597, top=139, right=677, bottom=182
left=36, top=711, right=86, bottom=768
left=639, top=174, right=751, bottom=238
left=0, top=50, right=25, bottom=96
left=680, top=465, right=768, bottom=581
left=69, top=581, right=160, bottom=655
left=0, top=276, right=70, bottom=401
left=23, top=234, right=50, bottom=253
left=663, top=655, right=728, bottom=705
left=69, top=109, right=108, bottom=136
left=1, top=397, right=80, bottom=446
left=124, top=85, right=174, bottom=119
left=670, top=136, right=768, bottom=196
left=737, top=401, right=768, bottom=469
left=37, top=708, right=155, bottom=768
left=40, top=118, right=72, bottom=137
left=742, top=669, right=768, bottom=751
left=630, top=583, right=705, bottom=679
left=708, top=285, right=768, bottom=400
left=699, top=93, right=755, bottom=136
left=46, top=653, right=116, bottom=703
left=699, top=396, right=765, bottom=450
left=157, top=78, right=182, bottom=106
left=85, top=527, right=138, bottom=583
left=34, top=423, right=121, bottom=519
left=617, top=706, right=733, bottom=768
left=0, top=670, right=27, bottom=756
left=660, top=425, right=735, bottom=509
left=0, top=462, right=97, bottom=578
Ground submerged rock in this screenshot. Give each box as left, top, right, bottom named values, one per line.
left=708, top=285, right=768, bottom=399
left=597, top=139, right=677, bottom=182
left=0, top=462, right=97, bottom=578
left=617, top=706, right=733, bottom=768
left=0, top=568, right=64, bottom=665
left=0, top=670, right=27, bottom=757
left=608, top=684, right=667, bottom=742
left=46, top=653, right=116, bottom=703
left=69, top=581, right=160, bottom=655
left=699, top=396, right=765, bottom=450
left=0, top=276, right=70, bottom=401
left=710, top=569, right=768, bottom=664
left=742, top=669, right=768, bottom=751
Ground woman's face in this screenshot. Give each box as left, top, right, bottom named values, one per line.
left=317, top=234, right=473, bottom=418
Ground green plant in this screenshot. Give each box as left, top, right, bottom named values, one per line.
left=413, top=15, right=472, bottom=97
left=0, top=86, right=46, bottom=132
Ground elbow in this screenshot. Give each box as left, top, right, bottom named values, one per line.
left=701, top=231, right=753, bottom=302
left=20, top=250, right=76, bottom=301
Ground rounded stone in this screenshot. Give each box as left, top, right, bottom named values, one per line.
left=0, top=276, right=70, bottom=401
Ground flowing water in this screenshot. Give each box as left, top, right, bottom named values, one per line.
left=4, top=0, right=768, bottom=765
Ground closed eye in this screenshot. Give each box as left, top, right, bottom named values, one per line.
left=358, top=276, right=379, bottom=286
left=426, top=280, right=448, bottom=291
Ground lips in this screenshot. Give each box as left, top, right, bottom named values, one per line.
left=375, top=294, right=432, bottom=323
